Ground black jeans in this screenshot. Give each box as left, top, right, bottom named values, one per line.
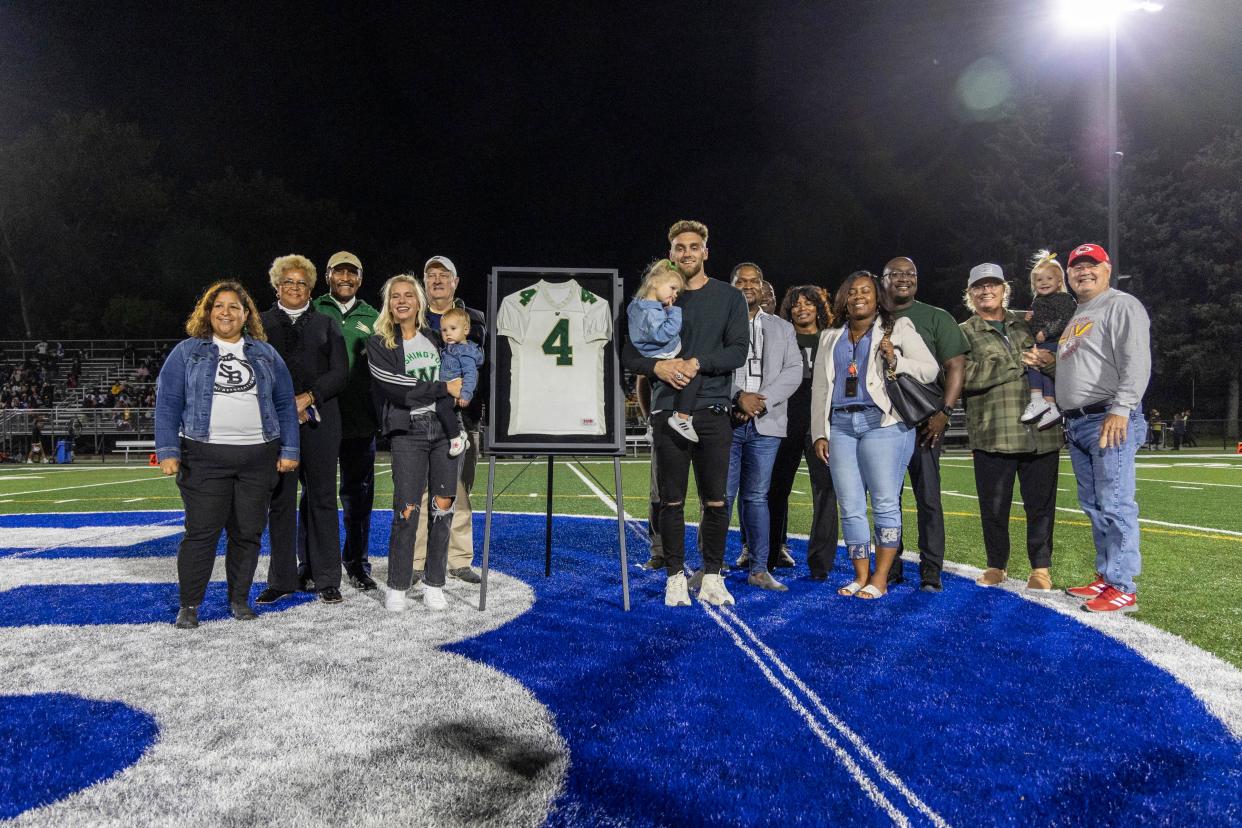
left=174, top=439, right=279, bottom=607
left=651, top=407, right=732, bottom=577
left=338, top=435, right=376, bottom=576
left=273, top=411, right=342, bottom=592
left=387, top=412, right=462, bottom=590
left=895, top=439, right=945, bottom=586
left=648, top=444, right=663, bottom=557
left=769, top=428, right=839, bottom=578
left=972, top=449, right=1059, bottom=570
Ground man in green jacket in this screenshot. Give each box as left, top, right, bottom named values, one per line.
left=312, top=251, right=381, bottom=591
left=959, top=263, right=1061, bottom=592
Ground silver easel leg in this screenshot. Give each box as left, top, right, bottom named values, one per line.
left=614, top=456, right=630, bottom=611
left=479, top=454, right=497, bottom=611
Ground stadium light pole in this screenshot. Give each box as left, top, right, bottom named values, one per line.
left=1057, top=0, right=1163, bottom=279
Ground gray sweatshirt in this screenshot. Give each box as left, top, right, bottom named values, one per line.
left=1054, top=288, right=1151, bottom=417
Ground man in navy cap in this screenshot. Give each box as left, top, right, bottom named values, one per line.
left=1023, top=243, right=1151, bottom=613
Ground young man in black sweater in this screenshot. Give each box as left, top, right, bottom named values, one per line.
left=622, top=220, right=749, bottom=607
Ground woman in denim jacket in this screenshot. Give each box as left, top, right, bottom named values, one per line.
left=156, top=280, right=300, bottom=629
left=366, top=274, right=464, bottom=613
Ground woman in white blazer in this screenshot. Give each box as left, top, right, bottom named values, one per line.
left=811, top=271, right=939, bottom=599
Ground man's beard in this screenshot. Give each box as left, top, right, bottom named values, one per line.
left=677, top=262, right=702, bottom=280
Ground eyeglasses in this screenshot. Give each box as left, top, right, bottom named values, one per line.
left=969, top=282, right=1004, bottom=292
left=279, top=280, right=310, bottom=289
left=330, top=266, right=359, bottom=277
left=1068, top=262, right=1104, bottom=272
left=885, top=270, right=918, bottom=279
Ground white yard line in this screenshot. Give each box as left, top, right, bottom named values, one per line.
left=701, top=604, right=913, bottom=826
left=0, top=475, right=174, bottom=498
left=562, top=462, right=632, bottom=519
left=938, top=490, right=1242, bottom=538
left=719, top=606, right=951, bottom=828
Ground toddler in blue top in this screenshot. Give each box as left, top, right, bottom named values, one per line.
left=437, top=307, right=483, bottom=457
left=627, top=259, right=701, bottom=442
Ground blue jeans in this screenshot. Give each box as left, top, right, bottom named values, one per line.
left=828, top=407, right=915, bottom=560
left=725, top=420, right=781, bottom=574
left=1065, top=409, right=1145, bottom=594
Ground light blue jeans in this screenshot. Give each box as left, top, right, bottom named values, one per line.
left=725, top=420, right=782, bottom=575
left=828, top=407, right=915, bottom=560
left=1065, top=409, right=1145, bottom=594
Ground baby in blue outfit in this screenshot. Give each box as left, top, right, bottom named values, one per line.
left=627, top=259, right=700, bottom=442
left=437, top=307, right=483, bottom=457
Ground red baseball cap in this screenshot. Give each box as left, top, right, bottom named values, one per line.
left=1068, top=243, right=1109, bottom=265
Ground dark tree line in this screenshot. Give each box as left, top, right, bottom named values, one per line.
left=1, top=107, right=1238, bottom=434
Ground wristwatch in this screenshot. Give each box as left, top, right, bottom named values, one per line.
left=940, top=404, right=953, bottom=417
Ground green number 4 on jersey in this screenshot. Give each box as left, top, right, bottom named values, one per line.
left=541, top=318, right=573, bottom=365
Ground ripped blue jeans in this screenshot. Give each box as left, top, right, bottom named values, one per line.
left=828, top=406, right=916, bottom=560
left=387, top=412, right=462, bottom=590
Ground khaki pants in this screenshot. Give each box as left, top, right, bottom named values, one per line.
left=413, top=430, right=477, bottom=571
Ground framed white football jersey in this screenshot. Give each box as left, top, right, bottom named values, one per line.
left=497, top=278, right=613, bottom=435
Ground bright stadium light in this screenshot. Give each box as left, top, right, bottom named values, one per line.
left=1057, top=0, right=1163, bottom=34
left=1056, top=0, right=1164, bottom=279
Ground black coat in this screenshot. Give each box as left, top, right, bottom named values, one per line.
left=260, top=305, right=349, bottom=420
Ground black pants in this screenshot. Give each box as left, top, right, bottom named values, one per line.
left=651, top=408, right=732, bottom=576
left=893, top=439, right=945, bottom=586
left=648, top=442, right=663, bottom=557
left=769, top=428, right=839, bottom=578
left=434, top=395, right=464, bottom=443
left=388, top=413, right=462, bottom=590
left=174, top=439, right=279, bottom=607
left=273, top=411, right=342, bottom=592
left=972, top=449, right=1059, bottom=570
left=334, top=435, right=376, bottom=576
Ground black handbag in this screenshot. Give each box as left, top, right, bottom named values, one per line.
left=879, top=321, right=943, bottom=427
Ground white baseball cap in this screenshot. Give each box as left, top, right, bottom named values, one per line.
left=424, top=256, right=457, bottom=278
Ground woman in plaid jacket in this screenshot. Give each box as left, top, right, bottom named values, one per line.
left=959, top=264, right=1062, bottom=592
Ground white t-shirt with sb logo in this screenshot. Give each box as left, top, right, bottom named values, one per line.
left=207, top=337, right=265, bottom=444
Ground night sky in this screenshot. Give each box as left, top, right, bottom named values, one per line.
left=4, top=0, right=1240, bottom=310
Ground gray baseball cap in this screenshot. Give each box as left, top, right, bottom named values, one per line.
left=967, top=262, right=1005, bottom=287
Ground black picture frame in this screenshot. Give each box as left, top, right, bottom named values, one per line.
left=484, top=267, right=625, bottom=456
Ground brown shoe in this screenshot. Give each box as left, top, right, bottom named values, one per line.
left=1026, top=568, right=1053, bottom=592
left=975, top=567, right=1006, bottom=587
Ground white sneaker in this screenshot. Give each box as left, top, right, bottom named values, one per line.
left=385, top=587, right=407, bottom=612
left=697, top=573, right=735, bottom=606
left=664, top=572, right=691, bottom=607
left=667, top=414, right=699, bottom=443
left=448, top=431, right=468, bottom=458
left=1037, top=404, right=1063, bottom=430
left=423, top=585, right=447, bottom=611
left=1020, top=399, right=1050, bottom=423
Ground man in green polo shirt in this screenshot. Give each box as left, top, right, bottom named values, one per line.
left=882, top=256, right=969, bottom=592
left=312, top=250, right=381, bottom=591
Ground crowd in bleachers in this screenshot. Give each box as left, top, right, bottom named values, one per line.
left=0, top=357, right=55, bottom=409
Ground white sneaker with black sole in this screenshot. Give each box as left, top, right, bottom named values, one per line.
left=1037, top=404, right=1063, bottom=430
left=1021, top=400, right=1050, bottom=423
left=448, top=431, right=469, bottom=458
left=667, top=414, right=699, bottom=443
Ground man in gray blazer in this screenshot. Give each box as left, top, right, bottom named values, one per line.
left=724, top=263, right=804, bottom=591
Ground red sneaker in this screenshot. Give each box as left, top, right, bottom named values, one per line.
left=1083, top=586, right=1138, bottom=613
left=1066, top=574, right=1108, bottom=599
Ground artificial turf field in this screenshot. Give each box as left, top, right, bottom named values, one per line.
left=2, top=450, right=1239, bottom=668
left=2, top=450, right=1241, bottom=825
